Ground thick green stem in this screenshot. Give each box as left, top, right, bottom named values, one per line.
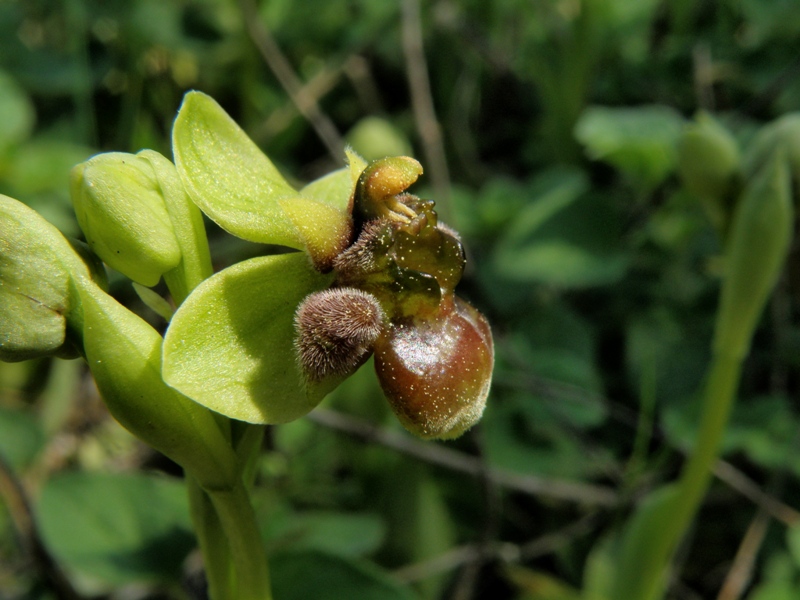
left=208, top=483, right=272, bottom=600
left=187, top=478, right=233, bottom=599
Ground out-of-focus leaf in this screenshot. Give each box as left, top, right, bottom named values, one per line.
left=494, top=185, right=629, bottom=288
left=263, top=511, right=386, bottom=558
left=37, top=472, right=194, bottom=587
left=162, top=252, right=334, bottom=423
left=575, top=105, right=685, bottom=188
left=0, top=406, right=44, bottom=470
left=747, top=554, right=800, bottom=600
left=609, top=484, right=681, bottom=600
left=346, top=117, right=413, bottom=162
left=582, top=535, right=617, bottom=600
left=0, top=70, right=34, bottom=151
left=505, top=564, right=582, bottom=600
left=270, top=550, right=418, bottom=600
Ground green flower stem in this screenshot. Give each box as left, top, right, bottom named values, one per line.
left=187, top=478, right=234, bottom=599
left=636, top=351, right=742, bottom=600
left=208, top=483, right=272, bottom=600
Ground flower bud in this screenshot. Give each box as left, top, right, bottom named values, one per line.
left=70, top=152, right=181, bottom=286
left=373, top=296, right=494, bottom=440
left=678, top=112, right=741, bottom=235
left=743, top=114, right=800, bottom=182
left=714, top=149, right=793, bottom=358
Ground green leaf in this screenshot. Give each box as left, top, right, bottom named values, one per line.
left=346, top=116, right=414, bottom=162
left=0, top=406, right=45, bottom=470
left=162, top=252, right=334, bottom=423
left=610, top=484, right=680, bottom=600
left=493, top=183, right=629, bottom=288
left=575, top=105, right=685, bottom=188
left=0, top=70, right=35, bottom=151
left=0, top=194, right=89, bottom=361
left=172, top=91, right=304, bottom=248
left=271, top=550, right=418, bottom=600
left=263, top=511, right=386, bottom=557
left=505, top=564, right=582, bottom=600
left=37, top=471, right=194, bottom=587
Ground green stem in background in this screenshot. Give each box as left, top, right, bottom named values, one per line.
left=636, top=352, right=742, bottom=600
left=613, top=147, right=793, bottom=600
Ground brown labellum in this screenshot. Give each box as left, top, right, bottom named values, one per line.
left=373, top=296, right=494, bottom=440
left=295, top=288, right=385, bottom=382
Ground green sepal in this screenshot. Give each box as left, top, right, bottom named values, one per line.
left=162, top=253, right=336, bottom=424
left=137, top=149, right=213, bottom=302
left=78, top=281, right=238, bottom=491
left=172, top=91, right=304, bottom=249
left=0, top=194, right=90, bottom=361
left=714, top=149, right=794, bottom=359
left=70, top=152, right=182, bottom=287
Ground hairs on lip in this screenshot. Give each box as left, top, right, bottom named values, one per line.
left=294, top=287, right=385, bottom=381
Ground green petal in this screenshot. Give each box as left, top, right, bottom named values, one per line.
left=172, top=91, right=303, bottom=248
left=162, top=253, right=335, bottom=423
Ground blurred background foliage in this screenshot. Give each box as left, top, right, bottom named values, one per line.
left=2, top=0, right=800, bottom=598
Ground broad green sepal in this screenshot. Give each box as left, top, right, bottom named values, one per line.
left=0, top=195, right=90, bottom=361
left=162, top=253, right=335, bottom=424
left=78, top=283, right=238, bottom=491
left=70, top=152, right=181, bottom=287
left=172, top=91, right=303, bottom=249
left=714, top=149, right=794, bottom=358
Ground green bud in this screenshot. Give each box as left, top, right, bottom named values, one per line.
left=678, top=112, right=741, bottom=235
left=714, top=149, right=793, bottom=358
left=78, top=282, right=238, bottom=490
left=743, top=113, right=800, bottom=186
left=70, top=152, right=181, bottom=286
